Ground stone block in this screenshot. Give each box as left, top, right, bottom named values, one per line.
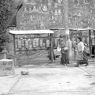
left=0, top=59, right=15, bottom=76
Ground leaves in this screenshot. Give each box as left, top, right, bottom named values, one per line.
left=0, top=0, right=15, bottom=51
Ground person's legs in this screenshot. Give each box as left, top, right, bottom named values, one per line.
left=60, top=54, right=63, bottom=64
left=65, top=50, right=69, bottom=65
left=83, top=58, right=88, bottom=66
left=76, top=60, right=80, bottom=67
left=60, top=53, right=66, bottom=65
left=83, top=51, right=88, bottom=66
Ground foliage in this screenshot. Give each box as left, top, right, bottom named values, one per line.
left=0, top=0, right=15, bottom=51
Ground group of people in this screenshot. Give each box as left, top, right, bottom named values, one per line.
left=59, top=35, right=88, bottom=66
left=47, top=33, right=88, bottom=66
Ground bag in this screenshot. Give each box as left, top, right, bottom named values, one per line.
left=53, top=46, right=61, bottom=56
left=84, top=46, right=90, bottom=54
left=54, top=49, right=61, bottom=56
left=57, top=46, right=61, bottom=52
left=64, top=47, right=68, bottom=50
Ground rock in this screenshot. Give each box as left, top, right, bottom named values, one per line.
left=21, top=71, right=29, bottom=75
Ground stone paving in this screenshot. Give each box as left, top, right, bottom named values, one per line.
left=0, top=60, right=95, bottom=95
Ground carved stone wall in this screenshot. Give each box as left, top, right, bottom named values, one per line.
left=16, top=0, right=65, bottom=29
left=68, top=0, right=95, bottom=28
left=16, top=0, right=95, bottom=29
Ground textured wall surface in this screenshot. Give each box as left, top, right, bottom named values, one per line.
left=68, top=0, right=95, bottom=28
left=16, top=0, right=95, bottom=29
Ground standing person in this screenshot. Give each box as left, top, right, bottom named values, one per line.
left=76, top=37, right=88, bottom=66
left=59, top=35, right=68, bottom=65
left=65, top=35, right=73, bottom=64
left=72, top=37, right=77, bottom=61
left=60, top=41, right=69, bottom=65
left=60, top=35, right=72, bottom=65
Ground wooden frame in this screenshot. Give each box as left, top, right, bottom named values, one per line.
left=9, top=30, right=54, bottom=65
left=69, top=27, right=93, bottom=56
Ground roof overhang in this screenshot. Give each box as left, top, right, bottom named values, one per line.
left=69, top=27, right=93, bottom=31
left=9, top=30, right=54, bottom=35
left=50, top=28, right=65, bottom=30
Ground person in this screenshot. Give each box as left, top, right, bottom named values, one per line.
left=58, top=35, right=67, bottom=65
left=60, top=39, right=69, bottom=65
left=60, top=35, right=73, bottom=65
left=65, top=35, right=74, bottom=64
left=47, top=47, right=56, bottom=62
left=72, top=37, right=77, bottom=61
left=76, top=37, right=88, bottom=66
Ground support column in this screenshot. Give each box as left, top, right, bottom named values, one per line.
left=13, top=34, right=16, bottom=66
left=89, top=29, right=91, bottom=56
left=50, top=33, right=54, bottom=63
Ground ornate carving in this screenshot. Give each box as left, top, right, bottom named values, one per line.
left=17, top=0, right=95, bottom=29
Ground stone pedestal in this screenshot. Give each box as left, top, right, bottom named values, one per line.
left=0, top=59, right=15, bottom=76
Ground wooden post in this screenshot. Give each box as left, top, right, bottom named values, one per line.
left=13, top=34, right=16, bottom=66
left=50, top=33, right=54, bottom=63
left=3, top=34, right=7, bottom=59
left=89, top=29, right=92, bottom=56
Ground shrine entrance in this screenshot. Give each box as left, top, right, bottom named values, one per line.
left=9, top=30, right=54, bottom=67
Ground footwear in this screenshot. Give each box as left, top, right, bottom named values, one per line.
left=84, top=64, right=88, bottom=66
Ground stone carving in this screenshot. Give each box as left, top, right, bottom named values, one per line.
left=17, top=0, right=95, bottom=29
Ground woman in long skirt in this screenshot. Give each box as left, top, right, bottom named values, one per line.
left=76, top=37, right=88, bottom=66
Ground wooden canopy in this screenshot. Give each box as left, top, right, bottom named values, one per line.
left=69, top=27, right=93, bottom=31
left=9, top=30, right=54, bottom=35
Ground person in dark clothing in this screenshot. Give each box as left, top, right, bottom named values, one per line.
left=59, top=36, right=69, bottom=65
left=60, top=47, right=69, bottom=65
left=47, top=47, right=56, bottom=61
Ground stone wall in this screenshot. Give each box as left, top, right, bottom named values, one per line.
left=16, top=0, right=65, bottom=30
left=68, top=0, right=95, bottom=28
left=16, top=0, right=95, bottom=29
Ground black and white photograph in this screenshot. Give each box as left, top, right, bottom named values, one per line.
left=0, top=0, right=95, bottom=95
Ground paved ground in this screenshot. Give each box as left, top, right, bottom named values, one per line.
left=0, top=61, right=95, bottom=95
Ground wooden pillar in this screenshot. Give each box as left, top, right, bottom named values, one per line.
left=13, top=34, right=16, bottom=66
left=89, top=29, right=92, bottom=56
left=50, top=33, right=54, bottom=63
